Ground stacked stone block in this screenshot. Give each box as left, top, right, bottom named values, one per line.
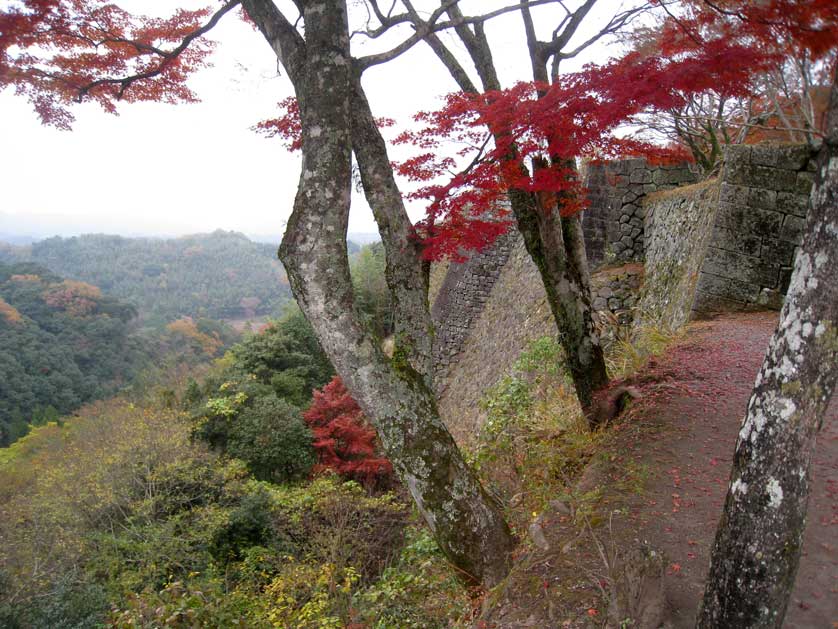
left=432, top=225, right=647, bottom=386
left=692, top=144, right=814, bottom=315
left=582, top=159, right=698, bottom=265
left=431, top=229, right=517, bottom=379
left=638, top=182, right=720, bottom=330
left=591, top=263, right=644, bottom=325
left=434, top=236, right=646, bottom=439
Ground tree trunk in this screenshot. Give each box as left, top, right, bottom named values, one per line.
left=507, top=186, right=609, bottom=417
left=412, top=8, right=610, bottom=421
left=348, top=69, right=434, bottom=384
left=243, top=0, right=514, bottom=587
left=697, top=69, right=838, bottom=628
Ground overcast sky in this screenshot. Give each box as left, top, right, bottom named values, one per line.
left=0, top=1, right=634, bottom=240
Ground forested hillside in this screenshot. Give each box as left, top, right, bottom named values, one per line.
left=0, top=236, right=389, bottom=446
left=0, top=260, right=245, bottom=447
left=0, top=297, right=469, bottom=628
left=0, top=262, right=148, bottom=445
left=5, top=231, right=292, bottom=326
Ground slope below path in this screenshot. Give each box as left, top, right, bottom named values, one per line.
left=483, top=312, right=837, bottom=628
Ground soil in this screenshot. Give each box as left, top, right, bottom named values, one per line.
left=481, top=312, right=837, bottom=628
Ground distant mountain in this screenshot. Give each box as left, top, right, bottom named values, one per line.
left=11, top=231, right=293, bottom=326
left=0, top=211, right=197, bottom=241
left=348, top=232, right=381, bottom=245
left=0, top=233, right=36, bottom=246
left=247, top=231, right=380, bottom=250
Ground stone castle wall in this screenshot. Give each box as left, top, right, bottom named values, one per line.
left=432, top=143, right=812, bottom=389
left=432, top=159, right=692, bottom=373
left=435, top=235, right=645, bottom=441
left=638, top=181, right=720, bottom=329
left=692, top=144, right=815, bottom=315
left=431, top=229, right=518, bottom=380
left=582, top=159, right=698, bottom=265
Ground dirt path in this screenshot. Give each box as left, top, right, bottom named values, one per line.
left=481, top=312, right=836, bottom=628
left=614, top=312, right=837, bottom=628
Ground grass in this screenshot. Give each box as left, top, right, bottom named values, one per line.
left=463, top=320, right=686, bottom=626
left=603, top=315, right=685, bottom=380
left=468, top=320, right=683, bottom=534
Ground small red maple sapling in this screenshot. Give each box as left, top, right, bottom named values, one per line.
left=303, top=376, right=393, bottom=489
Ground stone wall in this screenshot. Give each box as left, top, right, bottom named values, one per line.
left=432, top=143, right=813, bottom=436
left=436, top=234, right=644, bottom=441
left=638, top=181, right=720, bottom=329
left=591, top=263, right=644, bottom=325
left=582, top=159, right=698, bottom=265
left=433, top=158, right=694, bottom=374
left=692, top=144, right=815, bottom=315
left=436, top=235, right=554, bottom=442
left=431, top=229, right=517, bottom=379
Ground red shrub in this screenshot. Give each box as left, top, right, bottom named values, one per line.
left=303, top=376, right=393, bottom=487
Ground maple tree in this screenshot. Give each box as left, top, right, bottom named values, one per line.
left=382, top=0, right=779, bottom=424
left=303, top=376, right=393, bottom=488
left=0, top=0, right=233, bottom=129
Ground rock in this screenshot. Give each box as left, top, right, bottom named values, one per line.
left=528, top=520, right=550, bottom=551
left=548, top=499, right=571, bottom=515
left=607, top=541, right=666, bottom=629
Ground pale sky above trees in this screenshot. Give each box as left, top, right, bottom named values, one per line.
left=0, top=0, right=627, bottom=239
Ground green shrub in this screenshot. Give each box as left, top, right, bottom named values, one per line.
left=272, top=476, right=408, bottom=581
left=226, top=395, right=315, bottom=483
left=354, top=528, right=470, bottom=629
left=209, top=486, right=285, bottom=563
left=110, top=575, right=259, bottom=628
left=0, top=574, right=107, bottom=629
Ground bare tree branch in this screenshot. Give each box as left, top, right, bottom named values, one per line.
left=355, top=0, right=560, bottom=70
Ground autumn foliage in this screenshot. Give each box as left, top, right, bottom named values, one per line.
left=0, top=296, right=22, bottom=324
left=165, top=316, right=224, bottom=356
left=303, top=376, right=393, bottom=488
left=0, top=0, right=232, bottom=129
left=42, top=279, right=102, bottom=316
left=394, top=42, right=774, bottom=260
left=253, top=9, right=795, bottom=261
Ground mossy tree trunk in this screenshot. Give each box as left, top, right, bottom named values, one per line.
left=240, top=0, right=514, bottom=587
left=508, top=186, right=608, bottom=414
left=697, top=68, right=838, bottom=628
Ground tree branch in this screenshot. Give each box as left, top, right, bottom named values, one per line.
left=241, top=0, right=306, bottom=84
left=552, top=3, right=649, bottom=64
left=73, top=1, right=242, bottom=101
left=401, top=0, right=479, bottom=93
left=355, top=0, right=559, bottom=71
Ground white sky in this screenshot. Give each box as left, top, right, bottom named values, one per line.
left=0, top=1, right=635, bottom=240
